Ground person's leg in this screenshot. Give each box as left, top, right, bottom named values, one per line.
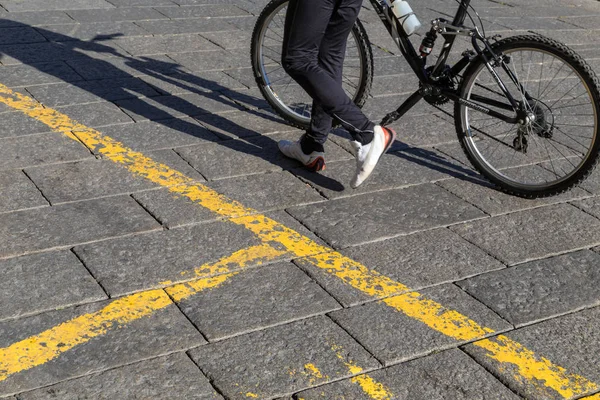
left=280, top=0, right=396, bottom=185
left=306, top=0, right=362, bottom=150
left=281, top=0, right=374, bottom=145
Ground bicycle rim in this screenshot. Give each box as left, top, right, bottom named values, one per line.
left=461, top=45, right=599, bottom=192
left=255, top=1, right=366, bottom=126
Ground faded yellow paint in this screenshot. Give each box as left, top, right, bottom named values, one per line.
left=351, top=375, right=393, bottom=400
left=0, top=83, right=597, bottom=399
left=383, top=292, right=494, bottom=341
left=245, top=393, right=259, bottom=398
left=180, top=243, right=286, bottom=280
left=303, top=363, right=326, bottom=385
left=304, top=363, right=324, bottom=379
left=166, top=242, right=285, bottom=302
left=0, top=290, right=171, bottom=382
left=475, top=335, right=598, bottom=399
left=166, top=273, right=237, bottom=303
left=331, top=343, right=393, bottom=400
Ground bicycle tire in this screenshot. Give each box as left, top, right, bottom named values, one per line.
left=454, top=34, right=600, bottom=198
left=251, top=0, right=374, bottom=130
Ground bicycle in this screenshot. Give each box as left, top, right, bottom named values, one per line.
left=251, top=0, right=600, bottom=198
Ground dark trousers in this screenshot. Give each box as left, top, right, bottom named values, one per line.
left=282, top=0, right=375, bottom=149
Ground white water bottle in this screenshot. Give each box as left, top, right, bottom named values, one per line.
left=390, top=0, right=421, bottom=36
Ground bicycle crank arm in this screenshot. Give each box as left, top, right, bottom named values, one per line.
left=380, top=90, right=423, bottom=126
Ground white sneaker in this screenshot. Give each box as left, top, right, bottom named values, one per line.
left=350, top=125, right=397, bottom=188
left=278, top=139, right=326, bottom=172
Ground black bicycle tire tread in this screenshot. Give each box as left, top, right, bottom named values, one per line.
left=454, top=34, right=600, bottom=199
left=250, top=0, right=374, bottom=130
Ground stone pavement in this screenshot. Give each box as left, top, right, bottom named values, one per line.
left=1, top=0, right=600, bottom=399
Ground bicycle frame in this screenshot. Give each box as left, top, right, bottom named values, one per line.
left=371, top=0, right=523, bottom=126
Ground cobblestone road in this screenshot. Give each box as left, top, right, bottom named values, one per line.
left=1, top=0, right=600, bottom=398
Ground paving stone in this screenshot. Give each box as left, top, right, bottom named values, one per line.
left=560, top=16, right=600, bottom=29
left=25, top=159, right=158, bottom=204
left=174, top=262, right=340, bottom=340
left=195, top=109, right=294, bottom=139
left=139, top=70, right=248, bottom=95
left=145, top=148, right=207, bottom=182
left=0, top=195, right=160, bottom=259
left=0, top=62, right=83, bottom=87
left=168, top=49, right=248, bottom=72
left=0, top=112, right=53, bottom=138
left=67, top=7, right=167, bottom=22
left=296, top=228, right=505, bottom=306
left=464, top=307, right=600, bottom=400
left=386, top=113, right=457, bottom=148
left=74, top=220, right=259, bottom=296
left=136, top=18, right=236, bottom=35
left=26, top=79, right=161, bottom=107
left=451, top=203, right=600, bottom=265
left=287, top=183, right=486, bottom=249
left=18, top=352, right=221, bottom=400
left=35, top=22, right=151, bottom=42
left=200, top=30, right=252, bottom=50
left=0, top=11, right=74, bottom=27
left=491, top=16, right=576, bottom=30
left=0, top=291, right=204, bottom=396
left=329, top=284, right=511, bottom=365
left=0, top=170, right=47, bottom=213
left=56, top=102, right=132, bottom=127
left=295, top=349, right=519, bottom=400
left=115, top=92, right=244, bottom=121
left=222, top=67, right=255, bottom=88
left=100, top=117, right=219, bottom=151
left=0, top=132, right=92, bottom=170
left=225, top=16, right=257, bottom=30
left=458, top=250, right=600, bottom=327
left=0, top=130, right=92, bottom=169
left=115, top=33, right=218, bottom=56
left=294, top=147, right=476, bottom=199
left=437, top=174, right=591, bottom=216
left=156, top=4, right=250, bottom=18
left=0, top=27, right=47, bottom=44
left=66, top=54, right=183, bottom=80
left=176, top=131, right=351, bottom=180
left=0, top=250, right=106, bottom=322
left=189, top=316, right=380, bottom=399
left=361, top=93, right=438, bottom=122
left=370, top=74, right=417, bottom=97
left=221, top=87, right=271, bottom=111
left=204, top=171, right=324, bottom=212
left=0, top=40, right=127, bottom=66
left=107, top=0, right=178, bottom=5
left=0, top=0, right=115, bottom=12
left=572, top=196, right=600, bottom=219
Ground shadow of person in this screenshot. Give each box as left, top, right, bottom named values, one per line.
left=0, top=20, right=345, bottom=189
left=0, top=20, right=485, bottom=193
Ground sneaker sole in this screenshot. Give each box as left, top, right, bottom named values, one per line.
left=306, top=156, right=326, bottom=172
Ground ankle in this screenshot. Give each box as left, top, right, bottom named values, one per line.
left=300, top=134, right=325, bottom=155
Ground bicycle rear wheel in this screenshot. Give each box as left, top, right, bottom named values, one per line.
left=455, top=35, right=600, bottom=198
left=251, top=0, right=374, bottom=129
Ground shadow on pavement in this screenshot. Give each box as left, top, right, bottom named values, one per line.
left=0, top=20, right=481, bottom=193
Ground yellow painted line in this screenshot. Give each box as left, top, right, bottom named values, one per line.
left=331, top=343, right=393, bottom=400
left=0, top=290, right=171, bottom=382
left=166, top=242, right=285, bottom=302
left=0, top=244, right=275, bottom=382
left=0, top=84, right=597, bottom=398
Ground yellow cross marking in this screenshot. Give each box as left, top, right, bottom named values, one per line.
left=0, top=84, right=596, bottom=399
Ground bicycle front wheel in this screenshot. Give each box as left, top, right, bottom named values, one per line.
left=455, top=35, right=600, bottom=198
left=251, top=0, right=374, bottom=129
